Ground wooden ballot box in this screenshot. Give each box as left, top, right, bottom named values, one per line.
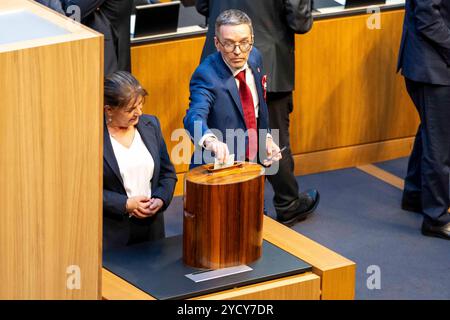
left=183, top=162, right=265, bottom=269
left=0, top=0, right=103, bottom=299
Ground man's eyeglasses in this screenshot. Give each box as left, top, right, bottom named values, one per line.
left=217, top=38, right=253, bottom=53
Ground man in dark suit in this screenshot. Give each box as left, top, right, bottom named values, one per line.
left=398, top=0, right=450, bottom=239
left=184, top=9, right=318, bottom=226
left=184, top=10, right=275, bottom=164
left=195, top=0, right=319, bottom=225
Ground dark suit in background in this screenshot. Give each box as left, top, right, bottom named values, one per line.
left=63, top=1, right=117, bottom=75
left=103, top=115, right=177, bottom=245
left=35, top=0, right=65, bottom=14
left=63, top=0, right=133, bottom=75
left=101, top=0, right=133, bottom=72
left=398, top=0, right=450, bottom=236
left=196, top=0, right=315, bottom=219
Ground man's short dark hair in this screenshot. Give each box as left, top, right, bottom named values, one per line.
left=215, top=9, right=253, bottom=37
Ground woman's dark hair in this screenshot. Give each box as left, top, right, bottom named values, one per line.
left=104, top=71, right=148, bottom=109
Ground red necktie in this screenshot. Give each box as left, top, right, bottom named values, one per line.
left=235, top=69, right=258, bottom=160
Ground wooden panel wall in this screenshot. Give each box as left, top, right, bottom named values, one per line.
left=132, top=37, right=205, bottom=174
left=293, top=10, right=419, bottom=154
left=0, top=38, right=103, bottom=299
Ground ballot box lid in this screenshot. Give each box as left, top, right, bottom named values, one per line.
left=185, top=162, right=265, bottom=186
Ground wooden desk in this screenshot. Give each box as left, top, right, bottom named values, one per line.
left=131, top=8, right=418, bottom=196
left=102, top=216, right=355, bottom=300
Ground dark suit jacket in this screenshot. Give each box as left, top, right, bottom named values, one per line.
left=101, top=0, right=133, bottom=72
left=397, top=0, right=450, bottom=85
left=184, top=48, right=270, bottom=168
left=64, top=0, right=118, bottom=75
left=103, top=115, right=177, bottom=244
left=35, top=0, right=65, bottom=14
left=66, top=0, right=133, bottom=73
left=196, top=0, right=313, bottom=92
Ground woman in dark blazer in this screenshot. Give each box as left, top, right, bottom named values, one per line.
left=103, top=71, right=177, bottom=246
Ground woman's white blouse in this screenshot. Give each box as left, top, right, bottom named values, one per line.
left=110, top=129, right=154, bottom=198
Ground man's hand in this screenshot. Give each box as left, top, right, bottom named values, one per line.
left=263, top=136, right=282, bottom=167
left=204, top=136, right=230, bottom=164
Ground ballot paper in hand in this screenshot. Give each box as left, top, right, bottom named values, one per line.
left=214, top=154, right=235, bottom=170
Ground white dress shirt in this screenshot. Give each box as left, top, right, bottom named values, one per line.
left=110, top=129, right=155, bottom=198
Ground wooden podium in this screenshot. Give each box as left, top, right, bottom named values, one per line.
left=103, top=163, right=356, bottom=300
left=103, top=216, right=356, bottom=300
left=0, top=0, right=103, bottom=299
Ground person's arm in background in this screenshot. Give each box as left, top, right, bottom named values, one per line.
left=414, top=0, right=450, bottom=66
left=62, top=0, right=106, bottom=20
left=103, top=189, right=128, bottom=217
left=195, top=0, right=209, bottom=17
left=183, top=67, right=229, bottom=163
left=35, top=0, right=65, bottom=15
left=284, top=0, right=313, bottom=34
left=184, top=67, right=216, bottom=148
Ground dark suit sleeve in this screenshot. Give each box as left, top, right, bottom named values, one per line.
left=35, top=0, right=66, bottom=14
left=414, top=0, right=450, bottom=65
left=101, top=0, right=133, bottom=71
left=63, top=0, right=106, bottom=19
left=195, top=0, right=209, bottom=17
left=151, top=117, right=177, bottom=212
left=284, top=0, right=313, bottom=34
left=183, top=67, right=216, bottom=146
left=103, top=189, right=127, bottom=217
left=252, top=49, right=271, bottom=132
left=101, top=0, right=132, bottom=24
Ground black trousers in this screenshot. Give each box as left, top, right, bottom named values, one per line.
left=266, top=92, right=300, bottom=214
left=404, top=78, right=450, bottom=223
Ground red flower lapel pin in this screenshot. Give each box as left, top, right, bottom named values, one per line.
left=262, top=75, right=267, bottom=101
